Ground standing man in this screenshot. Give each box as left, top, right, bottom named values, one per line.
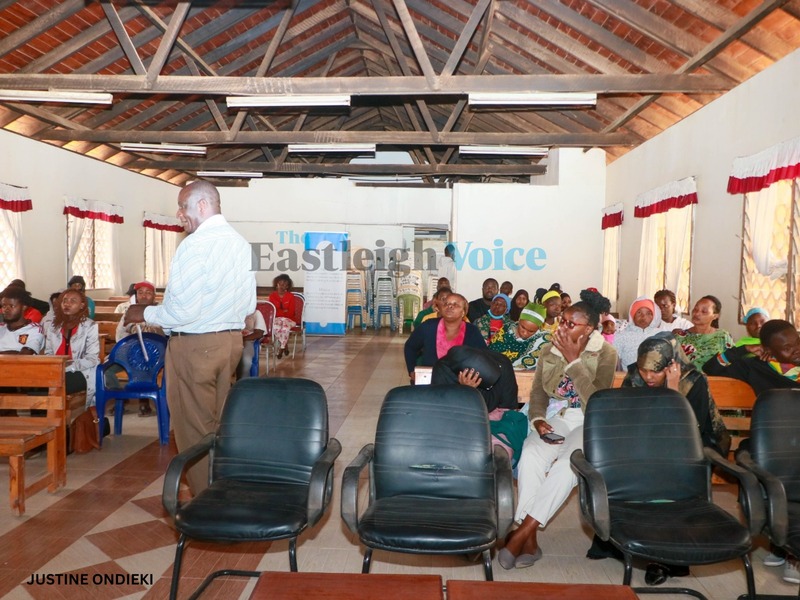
left=125, top=181, right=256, bottom=494
left=438, top=243, right=457, bottom=291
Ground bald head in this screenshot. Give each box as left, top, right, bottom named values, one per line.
left=177, top=181, right=221, bottom=233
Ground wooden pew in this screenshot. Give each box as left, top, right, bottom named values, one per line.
left=514, top=369, right=626, bottom=404
left=707, top=376, right=757, bottom=460
left=93, top=311, right=122, bottom=322
left=0, top=356, right=69, bottom=515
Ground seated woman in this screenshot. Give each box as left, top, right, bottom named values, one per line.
left=735, top=307, right=769, bottom=349
left=473, top=293, right=512, bottom=344
left=268, top=274, right=297, bottom=359
left=588, top=331, right=730, bottom=585
left=539, top=290, right=562, bottom=333
left=612, top=296, right=662, bottom=370
left=489, top=302, right=550, bottom=370
left=403, top=293, right=485, bottom=382
left=655, top=289, right=692, bottom=332
left=508, top=289, right=529, bottom=322
left=43, top=289, right=99, bottom=407
left=675, top=295, right=733, bottom=369
left=499, top=295, right=617, bottom=570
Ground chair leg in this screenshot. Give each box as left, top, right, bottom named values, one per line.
left=169, top=534, right=187, bottom=600
left=623, top=553, right=634, bottom=586
left=482, top=549, right=493, bottom=581
left=289, top=537, right=298, bottom=572
left=362, top=548, right=373, bottom=574
left=741, top=554, right=756, bottom=600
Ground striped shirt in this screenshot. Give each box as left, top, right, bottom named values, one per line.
left=144, top=214, right=256, bottom=334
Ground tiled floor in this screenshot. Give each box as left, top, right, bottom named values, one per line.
left=0, top=330, right=794, bottom=599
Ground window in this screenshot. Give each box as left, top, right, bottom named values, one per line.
left=0, top=216, right=18, bottom=284
left=601, top=204, right=623, bottom=311
left=144, top=227, right=179, bottom=287
left=635, top=178, right=696, bottom=312
left=67, top=215, right=114, bottom=289
left=0, top=182, right=32, bottom=283
left=739, top=178, right=800, bottom=323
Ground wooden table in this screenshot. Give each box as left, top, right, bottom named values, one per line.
left=249, top=572, right=443, bottom=600
left=446, top=580, right=639, bottom=599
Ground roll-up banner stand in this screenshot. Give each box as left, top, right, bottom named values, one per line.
left=303, top=231, right=349, bottom=336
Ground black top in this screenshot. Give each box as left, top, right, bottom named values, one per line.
left=467, top=298, right=491, bottom=323
left=702, top=346, right=800, bottom=396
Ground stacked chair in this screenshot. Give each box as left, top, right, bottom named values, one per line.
left=372, top=270, right=396, bottom=330
left=346, top=270, right=367, bottom=330
left=396, top=271, right=423, bottom=333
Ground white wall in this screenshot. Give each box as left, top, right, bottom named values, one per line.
left=607, top=48, right=800, bottom=332
left=0, top=129, right=178, bottom=298
left=453, top=148, right=607, bottom=301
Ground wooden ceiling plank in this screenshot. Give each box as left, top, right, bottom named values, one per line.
left=389, top=0, right=437, bottom=83
left=475, top=0, right=497, bottom=66
left=603, top=0, right=790, bottom=133
left=0, top=102, right=89, bottom=131
left=101, top=3, right=146, bottom=76
left=442, top=0, right=491, bottom=77
left=0, top=0, right=85, bottom=59
left=137, top=4, right=216, bottom=76
left=186, top=56, right=228, bottom=132
left=145, top=2, right=192, bottom=86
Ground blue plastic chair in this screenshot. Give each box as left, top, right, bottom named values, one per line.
left=95, top=333, right=169, bottom=446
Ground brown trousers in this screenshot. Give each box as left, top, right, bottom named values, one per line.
left=165, top=331, right=243, bottom=495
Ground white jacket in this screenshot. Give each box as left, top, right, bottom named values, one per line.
left=44, top=318, right=99, bottom=407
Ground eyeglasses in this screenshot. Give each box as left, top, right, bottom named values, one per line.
left=559, top=318, right=589, bottom=330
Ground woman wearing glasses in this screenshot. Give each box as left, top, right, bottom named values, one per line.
left=498, top=294, right=617, bottom=570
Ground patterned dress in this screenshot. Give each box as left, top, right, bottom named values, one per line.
left=676, top=330, right=734, bottom=370
left=488, top=323, right=551, bottom=370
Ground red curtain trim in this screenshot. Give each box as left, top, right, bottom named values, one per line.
left=634, top=193, right=697, bottom=218
left=601, top=212, right=623, bottom=230
left=727, top=162, right=800, bottom=194
left=0, top=198, right=32, bottom=213
left=63, top=205, right=124, bottom=224
left=143, top=219, right=183, bottom=233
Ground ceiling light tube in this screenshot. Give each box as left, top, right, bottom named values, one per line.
left=197, top=171, right=264, bottom=178
left=121, top=143, right=207, bottom=155
left=287, top=143, right=376, bottom=154
left=226, top=94, right=351, bottom=109
left=0, top=89, right=113, bottom=104
left=458, top=145, right=548, bottom=156
left=468, top=92, right=597, bottom=107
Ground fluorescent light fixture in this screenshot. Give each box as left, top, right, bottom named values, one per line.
left=226, top=94, right=350, bottom=109
left=197, top=171, right=264, bottom=178
left=121, top=142, right=207, bottom=155
left=468, top=92, right=597, bottom=107
left=0, top=89, right=113, bottom=104
left=287, top=143, right=376, bottom=154
left=458, top=145, right=548, bottom=156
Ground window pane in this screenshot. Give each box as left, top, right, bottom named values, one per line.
left=0, top=216, right=16, bottom=283
left=94, top=220, right=114, bottom=289
left=68, top=215, right=95, bottom=288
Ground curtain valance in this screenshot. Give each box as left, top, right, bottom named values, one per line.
left=727, top=136, right=800, bottom=194
left=0, top=182, right=33, bottom=213
left=64, top=197, right=124, bottom=223
left=634, top=177, right=697, bottom=218
left=601, top=203, right=624, bottom=230
left=143, top=211, right=183, bottom=232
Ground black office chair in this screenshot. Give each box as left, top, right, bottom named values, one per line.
left=570, top=387, right=764, bottom=599
left=162, top=378, right=342, bottom=600
left=341, top=384, right=514, bottom=580
left=737, top=389, right=800, bottom=599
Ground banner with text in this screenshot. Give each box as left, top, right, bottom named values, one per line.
left=303, top=231, right=349, bottom=335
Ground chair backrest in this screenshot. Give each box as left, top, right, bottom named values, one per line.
left=749, top=389, right=800, bottom=502
left=213, top=378, right=329, bottom=485
left=256, top=300, right=276, bottom=338
left=291, top=292, right=304, bottom=325
left=108, top=333, right=166, bottom=384
left=583, top=387, right=708, bottom=502
left=372, top=384, right=494, bottom=501
left=708, top=376, right=757, bottom=458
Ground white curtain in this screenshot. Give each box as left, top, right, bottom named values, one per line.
left=637, top=213, right=662, bottom=298
left=108, top=221, right=123, bottom=293
left=663, top=205, right=694, bottom=293
left=150, top=228, right=178, bottom=287
left=602, top=226, right=620, bottom=311
left=66, top=214, right=87, bottom=279
left=0, top=208, right=25, bottom=281
left=748, top=184, right=788, bottom=279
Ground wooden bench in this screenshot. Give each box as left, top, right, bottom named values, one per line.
left=707, top=376, right=757, bottom=460
left=513, top=370, right=626, bottom=404
left=93, top=311, right=122, bottom=322
left=0, top=356, right=70, bottom=515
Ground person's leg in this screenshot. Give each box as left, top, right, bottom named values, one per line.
left=236, top=337, right=254, bottom=380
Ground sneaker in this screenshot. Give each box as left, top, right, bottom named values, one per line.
left=783, top=558, right=800, bottom=584
left=764, top=551, right=786, bottom=567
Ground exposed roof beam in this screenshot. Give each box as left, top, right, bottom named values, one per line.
left=37, top=129, right=635, bottom=146
left=0, top=0, right=85, bottom=59
left=442, top=0, right=491, bottom=77
left=146, top=3, right=191, bottom=86
left=389, top=0, right=437, bottom=85
left=130, top=160, right=548, bottom=176
left=0, top=73, right=730, bottom=94
left=101, top=3, right=147, bottom=76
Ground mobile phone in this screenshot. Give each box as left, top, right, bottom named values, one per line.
left=540, top=432, right=565, bottom=444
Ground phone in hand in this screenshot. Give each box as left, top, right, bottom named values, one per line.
left=540, top=432, right=565, bottom=444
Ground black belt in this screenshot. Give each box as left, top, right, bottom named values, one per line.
left=171, top=329, right=240, bottom=336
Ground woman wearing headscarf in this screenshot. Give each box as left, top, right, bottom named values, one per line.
left=612, top=296, right=662, bottom=370
left=489, top=302, right=551, bottom=370
left=508, top=289, right=530, bottom=322
left=736, top=307, right=769, bottom=349
left=473, top=293, right=512, bottom=344
left=588, top=331, right=730, bottom=585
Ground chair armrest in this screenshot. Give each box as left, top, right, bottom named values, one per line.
left=570, top=449, right=611, bottom=540
left=341, top=444, right=374, bottom=534
left=307, top=437, right=342, bottom=527
left=493, top=445, right=515, bottom=538
left=162, top=433, right=215, bottom=517
left=736, top=450, right=788, bottom=544
left=705, top=447, right=766, bottom=536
